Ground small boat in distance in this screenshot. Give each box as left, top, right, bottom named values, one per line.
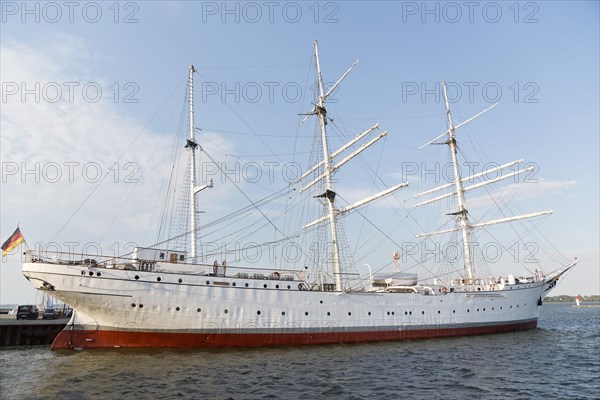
left=22, top=41, right=578, bottom=349
left=572, top=295, right=600, bottom=308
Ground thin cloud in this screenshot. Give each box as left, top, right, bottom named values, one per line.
left=467, top=179, right=577, bottom=210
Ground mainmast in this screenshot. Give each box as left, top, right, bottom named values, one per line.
left=442, top=80, right=474, bottom=282
left=313, top=41, right=342, bottom=290
left=301, top=41, right=408, bottom=291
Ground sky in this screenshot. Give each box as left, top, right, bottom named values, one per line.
left=1, top=1, right=598, bottom=304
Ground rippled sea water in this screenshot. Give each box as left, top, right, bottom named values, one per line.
left=1, top=304, right=598, bottom=400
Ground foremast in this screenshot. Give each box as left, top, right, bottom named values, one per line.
left=416, top=81, right=554, bottom=282
left=442, top=81, right=474, bottom=282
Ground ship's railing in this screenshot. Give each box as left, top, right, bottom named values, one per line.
left=24, top=250, right=109, bottom=266
left=234, top=272, right=296, bottom=281
left=24, top=249, right=307, bottom=282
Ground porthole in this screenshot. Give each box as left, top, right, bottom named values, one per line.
left=157, top=277, right=161, bottom=282
left=263, top=284, right=268, bottom=289
left=387, top=311, right=390, bottom=316
left=438, top=310, right=440, bottom=314
left=287, top=285, right=291, bottom=289
left=467, top=309, right=470, bottom=313
left=257, top=311, right=261, bottom=315
left=500, top=306, right=503, bottom=310
left=178, top=278, right=183, bottom=283
left=392, top=311, right=395, bottom=315
left=348, top=312, right=352, bottom=316
left=477, top=308, right=480, bottom=311
left=245, top=283, right=249, bottom=287
left=197, top=308, right=201, bottom=312
left=281, top=311, right=286, bottom=316
left=131, top=303, right=136, bottom=307
left=517, top=304, right=519, bottom=308
left=492, top=307, right=494, bottom=310
left=368, top=312, right=372, bottom=316
left=320, top=300, right=323, bottom=304
left=305, top=312, right=309, bottom=316
left=453, top=310, right=456, bottom=314
left=89, top=271, right=94, bottom=276
left=276, top=285, right=279, bottom=289
left=139, top=304, right=143, bottom=308
left=206, top=280, right=210, bottom=285
left=510, top=305, right=513, bottom=309
left=483, top=308, right=486, bottom=311
left=405, top=311, right=408, bottom=315
left=96, top=272, right=101, bottom=277
left=422, top=311, right=425, bottom=315
left=81, top=271, right=85, bottom=275
left=409, top=311, right=412, bottom=315
left=327, top=312, right=331, bottom=316
left=135, top=275, right=139, bottom=280
left=232, top=282, right=236, bottom=287
left=224, top=309, right=229, bottom=314
left=176, top=307, right=180, bottom=311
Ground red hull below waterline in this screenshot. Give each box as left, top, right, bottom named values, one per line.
left=51, top=320, right=537, bottom=350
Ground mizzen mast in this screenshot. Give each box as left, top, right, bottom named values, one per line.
left=187, top=65, right=199, bottom=260
left=186, top=64, right=213, bottom=261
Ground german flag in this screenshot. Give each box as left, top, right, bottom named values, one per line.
left=2, top=227, right=25, bottom=256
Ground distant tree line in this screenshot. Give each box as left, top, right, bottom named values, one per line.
left=545, top=295, right=600, bottom=303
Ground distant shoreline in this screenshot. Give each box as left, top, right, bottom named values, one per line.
left=544, top=295, right=600, bottom=303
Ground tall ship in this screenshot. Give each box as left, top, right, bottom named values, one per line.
left=22, top=42, right=577, bottom=350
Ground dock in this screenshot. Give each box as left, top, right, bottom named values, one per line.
left=0, top=317, right=67, bottom=346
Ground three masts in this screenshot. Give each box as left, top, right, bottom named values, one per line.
left=183, top=40, right=554, bottom=291
left=18, top=41, right=579, bottom=350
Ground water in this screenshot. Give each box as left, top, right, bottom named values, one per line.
left=1, top=304, right=598, bottom=400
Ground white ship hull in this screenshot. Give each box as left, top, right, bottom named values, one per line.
left=22, top=261, right=569, bottom=350
left=14, top=46, right=578, bottom=351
